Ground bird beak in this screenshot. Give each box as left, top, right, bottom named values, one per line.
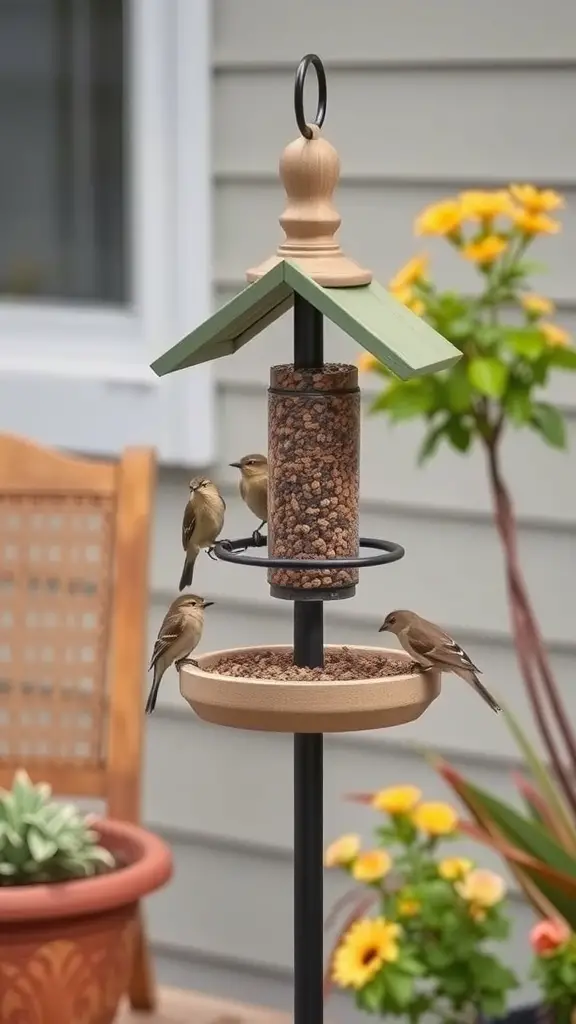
left=229, top=461, right=241, bottom=469
left=378, top=623, right=386, bottom=632
left=203, top=601, right=215, bottom=609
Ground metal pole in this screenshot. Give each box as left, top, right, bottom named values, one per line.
left=293, top=293, right=324, bottom=1024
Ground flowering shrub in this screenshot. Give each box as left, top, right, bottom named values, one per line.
left=325, top=786, right=517, bottom=1020
left=530, top=919, right=576, bottom=1024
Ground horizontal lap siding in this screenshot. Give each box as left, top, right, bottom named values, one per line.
left=148, top=0, right=575, bottom=1008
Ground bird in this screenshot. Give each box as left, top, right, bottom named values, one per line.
left=179, top=476, right=226, bottom=591
left=378, top=609, right=501, bottom=714
left=229, top=454, right=268, bottom=542
left=146, top=593, right=214, bottom=715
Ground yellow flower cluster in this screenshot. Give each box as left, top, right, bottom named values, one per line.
left=456, top=868, right=507, bottom=921
left=387, top=253, right=428, bottom=316
left=413, top=184, right=564, bottom=260
left=324, top=834, right=392, bottom=882
left=372, top=785, right=459, bottom=836
left=333, top=918, right=402, bottom=989
left=519, top=294, right=571, bottom=346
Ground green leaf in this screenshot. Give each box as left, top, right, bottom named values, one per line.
left=530, top=402, right=566, bottom=449
left=549, top=346, right=576, bottom=371
left=446, top=417, right=471, bottom=453
left=446, top=365, right=474, bottom=413
left=370, top=380, right=437, bottom=421
left=504, top=382, right=533, bottom=425
left=468, top=357, right=509, bottom=398
left=27, top=828, right=58, bottom=864
left=383, top=968, right=414, bottom=1009
left=417, top=421, right=448, bottom=464
left=503, top=328, right=547, bottom=361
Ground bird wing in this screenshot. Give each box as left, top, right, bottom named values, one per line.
left=149, top=609, right=185, bottom=670
left=408, top=622, right=481, bottom=674
left=182, top=500, right=196, bottom=551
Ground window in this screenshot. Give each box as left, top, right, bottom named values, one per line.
left=0, top=0, right=126, bottom=304
left=0, top=0, right=214, bottom=467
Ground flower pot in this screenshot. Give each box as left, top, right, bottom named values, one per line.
left=180, top=644, right=440, bottom=732
left=0, top=818, right=172, bottom=1024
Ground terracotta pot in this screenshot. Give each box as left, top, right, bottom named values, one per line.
left=0, top=818, right=172, bottom=1024
left=180, top=644, right=441, bottom=732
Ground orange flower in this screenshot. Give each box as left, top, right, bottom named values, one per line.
left=530, top=918, right=571, bottom=957
left=512, top=210, right=561, bottom=235
left=373, top=785, right=422, bottom=815
left=541, top=322, right=571, bottom=347
left=456, top=868, right=506, bottom=907
left=461, top=236, right=508, bottom=264
left=324, top=834, right=360, bottom=868
left=509, top=184, right=564, bottom=213
left=388, top=254, right=429, bottom=291
left=357, top=352, right=381, bottom=373
left=352, top=850, right=392, bottom=883
left=521, top=293, right=554, bottom=317
left=415, top=199, right=463, bottom=237
left=412, top=801, right=458, bottom=836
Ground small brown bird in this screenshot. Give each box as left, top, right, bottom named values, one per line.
left=146, top=593, right=214, bottom=715
left=379, top=609, right=501, bottom=714
left=229, top=454, right=268, bottom=541
left=179, top=476, right=226, bottom=591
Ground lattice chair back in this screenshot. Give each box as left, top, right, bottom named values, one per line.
left=0, top=433, right=155, bottom=819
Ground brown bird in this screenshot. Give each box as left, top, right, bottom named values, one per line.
left=146, top=593, right=214, bottom=714
left=379, top=609, right=501, bottom=714
left=179, top=476, right=226, bottom=591
left=229, top=454, right=268, bottom=542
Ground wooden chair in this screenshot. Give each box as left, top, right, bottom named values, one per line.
left=0, top=433, right=157, bottom=1012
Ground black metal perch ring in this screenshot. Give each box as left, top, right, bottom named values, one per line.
left=294, top=53, right=327, bottom=139
left=213, top=535, right=405, bottom=570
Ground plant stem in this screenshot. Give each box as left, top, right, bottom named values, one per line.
left=482, top=434, right=576, bottom=816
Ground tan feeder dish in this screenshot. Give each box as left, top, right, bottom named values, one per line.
left=152, top=55, right=460, bottom=1024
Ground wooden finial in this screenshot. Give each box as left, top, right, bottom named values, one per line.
left=246, top=126, right=372, bottom=287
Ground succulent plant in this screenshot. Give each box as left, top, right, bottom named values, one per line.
left=0, top=770, right=115, bottom=885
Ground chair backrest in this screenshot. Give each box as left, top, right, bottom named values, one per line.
left=0, top=434, right=156, bottom=822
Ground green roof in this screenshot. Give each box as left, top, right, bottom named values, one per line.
left=151, top=260, right=460, bottom=381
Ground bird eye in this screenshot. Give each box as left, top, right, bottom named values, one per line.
left=388, top=615, right=396, bottom=625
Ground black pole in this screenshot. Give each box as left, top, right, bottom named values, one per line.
left=293, top=293, right=324, bottom=1024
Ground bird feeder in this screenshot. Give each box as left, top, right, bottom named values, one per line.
left=152, top=55, right=460, bottom=1024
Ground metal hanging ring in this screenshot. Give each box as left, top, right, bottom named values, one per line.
left=294, top=54, right=327, bottom=140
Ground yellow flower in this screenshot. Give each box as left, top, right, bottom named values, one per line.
left=456, top=868, right=506, bottom=907
left=459, top=190, right=515, bottom=221
left=438, top=857, right=474, bottom=881
left=509, top=184, right=564, bottom=213
left=357, top=352, right=381, bottom=373
left=469, top=904, right=488, bottom=922
left=388, top=253, right=429, bottom=291
left=521, top=293, right=554, bottom=317
left=412, top=801, right=459, bottom=836
left=389, top=286, right=426, bottom=318
left=415, top=199, right=463, bottom=237
left=512, top=210, right=561, bottom=235
left=373, top=785, right=422, bottom=815
left=332, top=918, right=402, bottom=990
left=461, top=235, right=508, bottom=264
left=397, top=897, right=421, bottom=918
left=541, top=322, right=571, bottom=348
left=324, top=834, right=361, bottom=868
left=352, top=850, right=392, bottom=883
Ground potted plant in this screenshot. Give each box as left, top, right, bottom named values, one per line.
left=0, top=769, right=172, bottom=1024
left=530, top=919, right=576, bottom=1024
left=324, top=785, right=517, bottom=1021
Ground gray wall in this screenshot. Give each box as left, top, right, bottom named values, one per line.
left=143, top=2, right=576, bottom=1015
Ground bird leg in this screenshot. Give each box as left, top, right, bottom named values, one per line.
left=252, top=521, right=267, bottom=545
left=206, top=546, right=219, bottom=561
left=175, top=657, right=199, bottom=671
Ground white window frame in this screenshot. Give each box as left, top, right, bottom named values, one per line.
left=0, top=0, right=214, bottom=467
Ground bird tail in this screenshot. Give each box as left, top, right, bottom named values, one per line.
left=461, top=668, right=501, bottom=713
left=179, top=549, right=197, bottom=591
left=145, top=665, right=163, bottom=715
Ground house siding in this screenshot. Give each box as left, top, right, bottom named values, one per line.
left=143, top=2, right=576, bottom=1014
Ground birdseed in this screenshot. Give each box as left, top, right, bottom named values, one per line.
left=268, top=363, right=360, bottom=592
left=205, top=648, right=418, bottom=682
